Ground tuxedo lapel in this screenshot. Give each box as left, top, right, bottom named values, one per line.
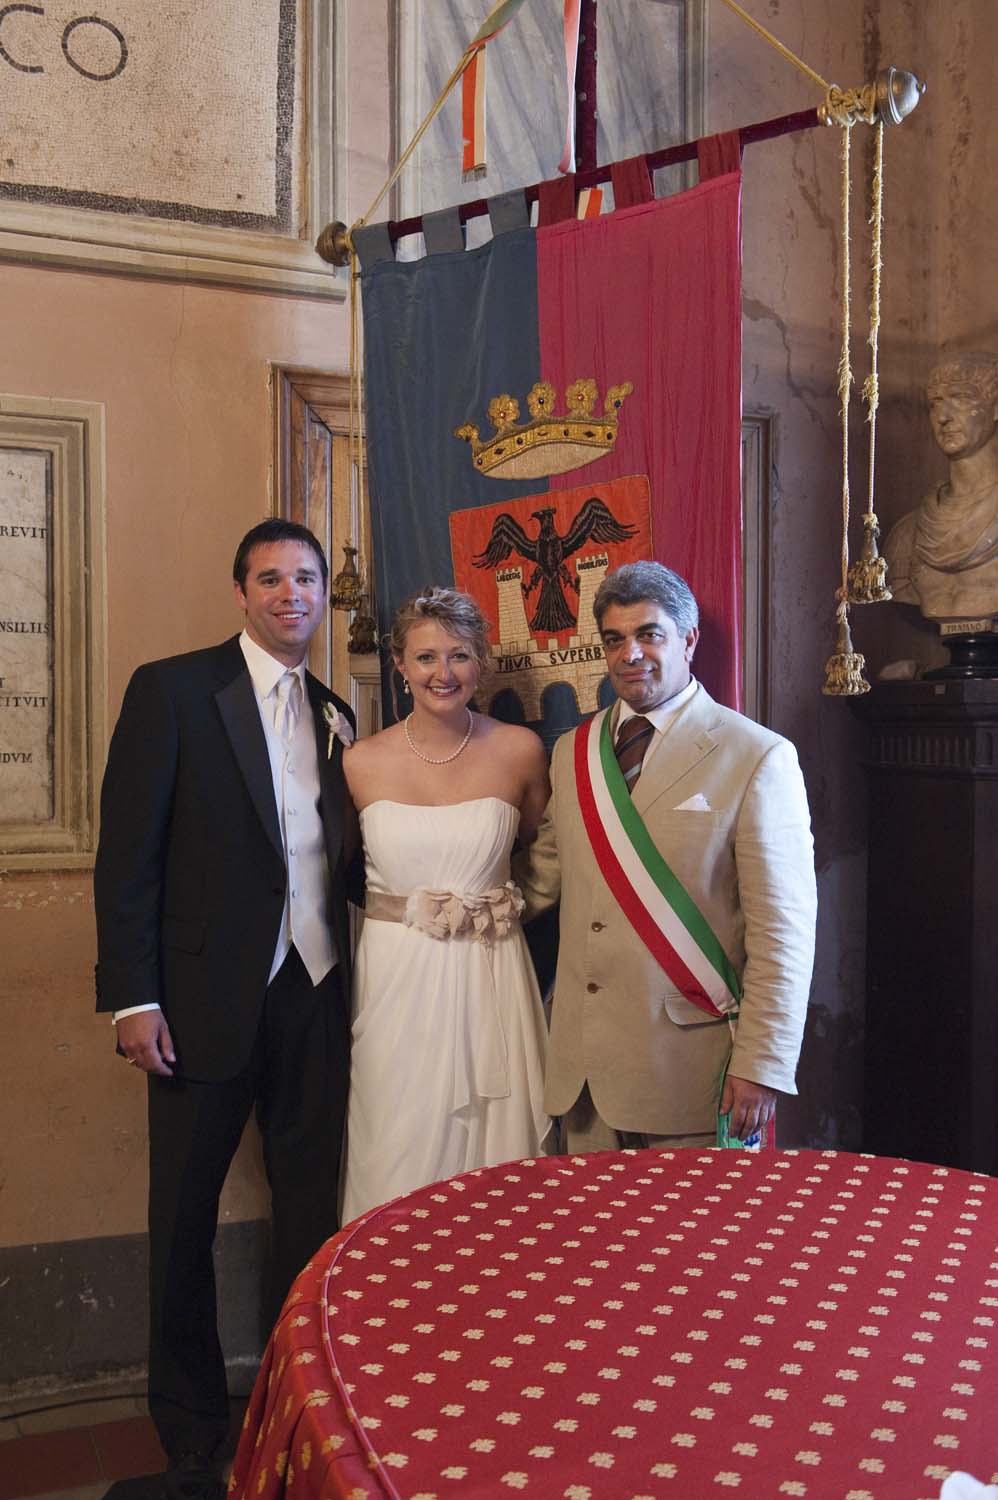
left=307, top=675, right=344, bottom=873
left=214, top=649, right=284, bottom=859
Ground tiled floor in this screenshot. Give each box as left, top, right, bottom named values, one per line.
left=0, top=1388, right=246, bottom=1500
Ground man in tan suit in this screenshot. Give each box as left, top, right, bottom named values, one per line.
left=516, top=562, right=816, bottom=1151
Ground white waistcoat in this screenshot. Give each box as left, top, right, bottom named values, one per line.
left=259, top=693, right=336, bottom=986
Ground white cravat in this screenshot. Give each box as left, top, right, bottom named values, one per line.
left=273, top=670, right=302, bottom=744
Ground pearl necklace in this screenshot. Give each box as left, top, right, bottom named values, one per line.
left=404, top=707, right=474, bottom=764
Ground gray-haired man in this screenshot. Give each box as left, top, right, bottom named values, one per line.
left=516, top=561, right=816, bottom=1150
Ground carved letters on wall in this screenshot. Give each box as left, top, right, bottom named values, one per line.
left=0, top=446, right=53, bottom=824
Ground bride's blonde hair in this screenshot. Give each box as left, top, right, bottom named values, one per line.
left=389, top=587, right=492, bottom=678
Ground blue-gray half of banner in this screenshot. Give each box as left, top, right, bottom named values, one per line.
left=361, top=227, right=550, bottom=722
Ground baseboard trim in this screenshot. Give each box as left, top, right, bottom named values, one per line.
left=0, top=1220, right=269, bottom=1397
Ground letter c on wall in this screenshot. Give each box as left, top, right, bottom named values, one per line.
left=0, top=4, right=44, bottom=73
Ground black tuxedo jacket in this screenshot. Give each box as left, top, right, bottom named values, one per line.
left=94, top=635, right=356, bottom=1081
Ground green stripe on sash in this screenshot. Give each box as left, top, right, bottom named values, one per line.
left=599, top=713, right=741, bottom=1003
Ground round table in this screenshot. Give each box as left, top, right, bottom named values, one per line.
left=230, top=1149, right=996, bottom=1500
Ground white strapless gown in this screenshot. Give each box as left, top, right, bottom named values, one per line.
left=342, top=797, right=550, bottom=1223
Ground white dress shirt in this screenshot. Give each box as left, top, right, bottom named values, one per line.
left=614, top=676, right=699, bottom=772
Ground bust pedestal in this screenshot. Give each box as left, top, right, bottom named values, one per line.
left=924, top=625, right=998, bottom=679
left=854, top=680, right=998, bottom=1173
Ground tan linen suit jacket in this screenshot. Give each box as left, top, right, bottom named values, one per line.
left=515, top=683, right=816, bottom=1135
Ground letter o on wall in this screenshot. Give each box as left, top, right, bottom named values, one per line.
left=61, top=14, right=127, bottom=80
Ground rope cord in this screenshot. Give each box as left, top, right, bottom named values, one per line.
left=349, top=245, right=361, bottom=542
left=824, top=83, right=878, bottom=127
left=714, top=0, right=880, bottom=129
left=343, top=2, right=521, bottom=586
left=836, top=124, right=853, bottom=620
left=862, top=119, right=884, bottom=518
left=356, top=0, right=878, bottom=254
left=355, top=48, right=479, bottom=238
left=344, top=0, right=499, bottom=500
left=715, top=0, right=829, bottom=93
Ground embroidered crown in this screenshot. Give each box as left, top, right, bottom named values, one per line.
left=455, top=378, right=633, bottom=480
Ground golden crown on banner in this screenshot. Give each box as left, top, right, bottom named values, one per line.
left=454, top=378, right=634, bottom=480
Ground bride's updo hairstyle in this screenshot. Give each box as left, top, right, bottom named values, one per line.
left=389, top=587, right=493, bottom=680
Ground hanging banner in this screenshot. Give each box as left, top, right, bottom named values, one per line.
left=361, top=165, right=743, bottom=741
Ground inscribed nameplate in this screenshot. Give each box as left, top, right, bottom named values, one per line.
left=0, top=449, right=53, bottom=824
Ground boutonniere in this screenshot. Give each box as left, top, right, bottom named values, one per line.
left=322, top=703, right=354, bottom=758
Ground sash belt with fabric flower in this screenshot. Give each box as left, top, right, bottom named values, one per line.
left=363, top=881, right=527, bottom=1107
left=403, top=881, right=524, bottom=946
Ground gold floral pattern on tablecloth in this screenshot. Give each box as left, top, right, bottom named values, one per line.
left=229, top=1152, right=997, bottom=1500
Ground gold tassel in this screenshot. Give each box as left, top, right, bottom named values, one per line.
left=822, top=612, right=870, bottom=696
left=347, top=612, right=379, bottom=654
left=847, top=513, right=892, bottom=603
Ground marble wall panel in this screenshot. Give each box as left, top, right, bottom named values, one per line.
left=396, top=0, right=698, bottom=253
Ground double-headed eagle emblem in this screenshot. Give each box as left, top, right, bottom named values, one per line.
left=474, top=497, right=637, bottom=633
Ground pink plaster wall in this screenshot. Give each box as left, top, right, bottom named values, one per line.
left=0, top=0, right=391, bottom=1248
left=708, top=0, right=996, bottom=1146
left=708, top=0, right=871, bottom=1146
left=1, top=0, right=989, bottom=1259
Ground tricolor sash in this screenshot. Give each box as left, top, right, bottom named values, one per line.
left=575, top=709, right=742, bottom=1019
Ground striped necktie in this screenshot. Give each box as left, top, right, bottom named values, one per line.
left=615, top=714, right=654, bottom=793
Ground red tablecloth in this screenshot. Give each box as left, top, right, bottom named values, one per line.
left=230, top=1150, right=996, bottom=1500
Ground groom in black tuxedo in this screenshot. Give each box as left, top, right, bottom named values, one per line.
left=94, top=519, right=355, bottom=1499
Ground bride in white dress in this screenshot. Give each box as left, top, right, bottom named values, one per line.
left=341, top=588, right=552, bottom=1223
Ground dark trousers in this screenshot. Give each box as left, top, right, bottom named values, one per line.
left=146, top=950, right=349, bottom=1460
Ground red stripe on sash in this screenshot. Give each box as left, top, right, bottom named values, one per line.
left=574, top=721, right=721, bottom=1017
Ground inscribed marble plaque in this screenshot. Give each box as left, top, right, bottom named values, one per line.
left=0, top=449, right=53, bottom=824
left=0, top=0, right=302, bottom=231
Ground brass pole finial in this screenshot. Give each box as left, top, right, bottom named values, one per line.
left=315, top=221, right=353, bottom=268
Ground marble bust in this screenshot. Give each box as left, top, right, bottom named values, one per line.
left=883, top=354, right=998, bottom=625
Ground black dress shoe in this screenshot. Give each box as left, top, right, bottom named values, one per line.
left=164, top=1452, right=225, bottom=1500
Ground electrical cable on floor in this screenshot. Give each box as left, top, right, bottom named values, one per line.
left=1, top=1393, right=253, bottom=1422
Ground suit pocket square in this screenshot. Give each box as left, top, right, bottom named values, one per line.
left=673, top=793, right=712, bottom=812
